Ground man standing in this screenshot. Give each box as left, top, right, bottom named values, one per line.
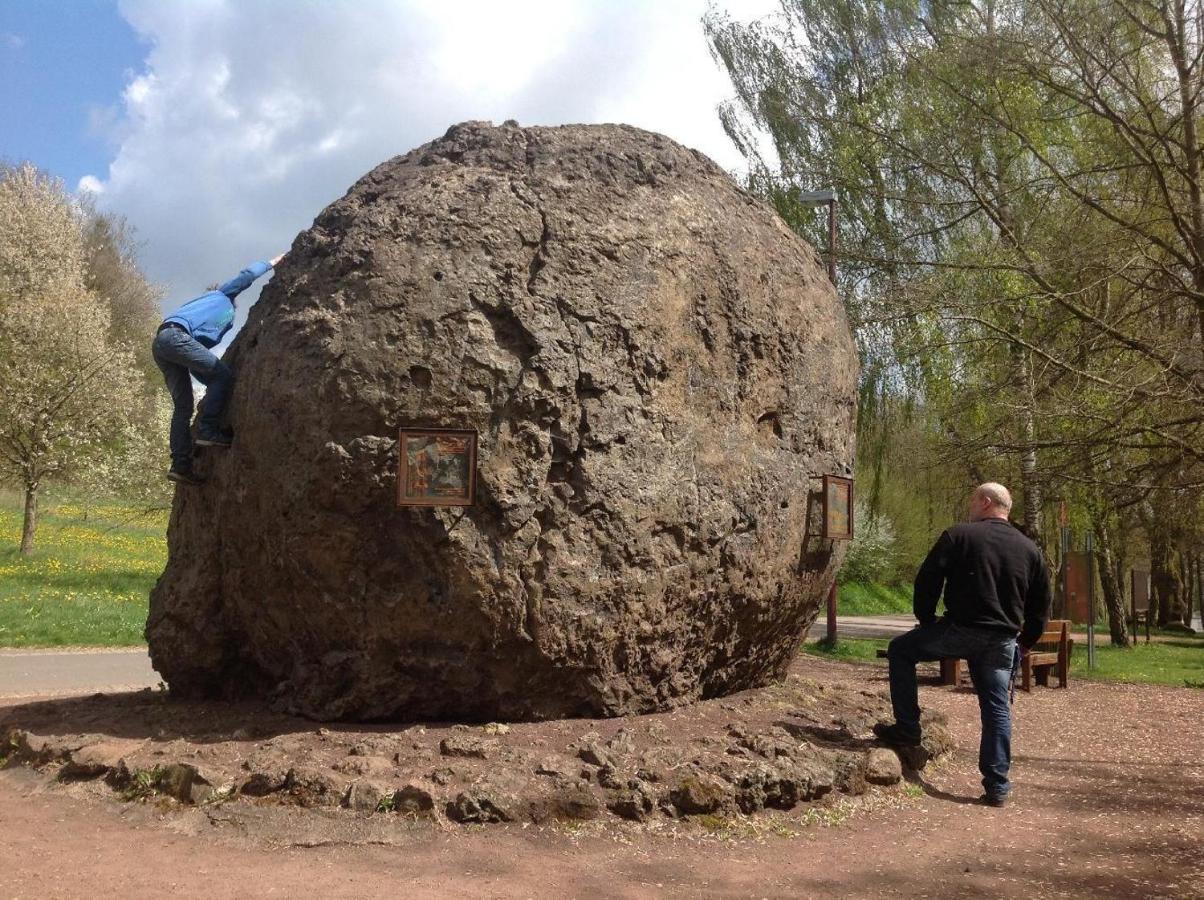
left=152, top=255, right=283, bottom=485
left=874, top=483, right=1051, bottom=807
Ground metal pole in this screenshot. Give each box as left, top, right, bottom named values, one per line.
left=1086, top=532, right=1096, bottom=669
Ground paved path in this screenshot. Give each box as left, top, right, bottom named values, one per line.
left=802, top=615, right=915, bottom=641
left=0, top=647, right=159, bottom=700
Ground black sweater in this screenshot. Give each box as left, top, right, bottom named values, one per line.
left=914, top=518, right=1051, bottom=648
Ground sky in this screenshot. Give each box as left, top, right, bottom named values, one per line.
left=2, top=0, right=779, bottom=340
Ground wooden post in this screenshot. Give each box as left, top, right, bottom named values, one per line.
left=827, top=199, right=837, bottom=285
left=826, top=580, right=837, bottom=642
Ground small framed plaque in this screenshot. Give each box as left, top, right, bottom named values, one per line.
left=398, top=428, right=478, bottom=507
left=822, top=474, right=854, bottom=541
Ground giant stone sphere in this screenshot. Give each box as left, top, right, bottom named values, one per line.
left=147, top=121, right=858, bottom=721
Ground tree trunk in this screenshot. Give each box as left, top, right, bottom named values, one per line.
left=1093, top=517, right=1129, bottom=646
left=1150, top=528, right=1183, bottom=627
left=19, top=482, right=38, bottom=555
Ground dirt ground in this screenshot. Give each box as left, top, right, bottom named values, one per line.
left=2, top=655, right=1201, bottom=899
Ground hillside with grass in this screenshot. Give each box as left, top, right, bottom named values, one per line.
left=0, top=494, right=165, bottom=647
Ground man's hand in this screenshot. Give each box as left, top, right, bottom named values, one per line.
left=269, top=252, right=286, bottom=267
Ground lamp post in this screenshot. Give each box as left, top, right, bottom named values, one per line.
left=798, top=189, right=840, bottom=642
left=796, top=189, right=837, bottom=285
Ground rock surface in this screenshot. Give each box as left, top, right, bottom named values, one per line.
left=146, top=120, right=857, bottom=721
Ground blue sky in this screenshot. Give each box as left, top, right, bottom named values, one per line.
left=1, top=0, right=145, bottom=185
left=3, top=0, right=777, bottom=332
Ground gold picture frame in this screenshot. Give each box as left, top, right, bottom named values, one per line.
left=822, top=474, right=854, bottom=541
left=397, top=428, right=478, bottom=508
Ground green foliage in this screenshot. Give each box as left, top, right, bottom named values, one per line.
left=376, top=793, right=398, bottom=813
left=838, top=501, right=898, bottom=583
left=0, top=492, right=163, bottom=646
left=120, top=767, right=163, bottom=802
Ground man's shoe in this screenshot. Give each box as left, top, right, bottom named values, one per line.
left=166, top=468, right=204, bottom=486
left=196, top=428, right=232, bottom=448
left=872, top=722, right=923, bottom=748
left=979, top=793, right=1008, bottom=808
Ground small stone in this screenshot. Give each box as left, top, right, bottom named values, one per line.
left=535, top=756, right=570, bottom=777
left=241, top=770, right=288, bottom=796
left=431, top=767, right=455, bottom=786
left=446, top=787, right=518, bottom=824
left=865, top=748, right=903, bottom=785
left=669, top=772, right=734, bottom=816
left=597, top=764, right=624, bottom=789
left=333, top=755, right=394, bottom=777
left=393, top=784, right=436, bottom=816
left=284, top=767, right=343, bottom=807
left=482, top=723, right=511, bottom=735
left=57, top=740, right=143, bottom=782
left=608, top=784, right=656, bottom=821
left=439, top=735, right=496, bottom=759
left=606, top=729, right=636, bottom=757
left=343, top=780, right=386, bottom=812
left=535, top=782, right=601, bottom=822
left=156, top=762, right=199, bottom=803
left=646, top=722, right=670, bottom=744
left=577, top=742, right=610, bottom=768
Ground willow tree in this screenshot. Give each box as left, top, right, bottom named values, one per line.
left=707, top=0, right=1204, bottom=635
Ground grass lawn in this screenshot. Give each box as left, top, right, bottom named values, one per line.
left=0, top=494, right=165, bottom=647
left=803, top=634, right=1204, bottom=689
left=836, top=581, right=912, bottom=616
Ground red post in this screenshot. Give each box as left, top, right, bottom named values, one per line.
left=826, top=580, right=838, bottom=642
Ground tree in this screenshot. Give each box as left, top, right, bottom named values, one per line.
left=78, top=199, right=163, bottom=380
left=0, top=164, right=145, bottom=553
left=706, top=0, right=1203, bottom=628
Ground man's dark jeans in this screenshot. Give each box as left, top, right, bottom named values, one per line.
left=151, top=326, right=233, bottom=470
left=887, top=620, right=1018, bottom=799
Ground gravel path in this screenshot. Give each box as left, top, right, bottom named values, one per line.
left=1, top=655, right=1200, bottom=898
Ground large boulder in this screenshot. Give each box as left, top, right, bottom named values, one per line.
left=146, top=121, right=857, bottom=721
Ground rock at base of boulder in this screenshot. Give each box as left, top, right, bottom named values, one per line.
left=393, top=784, right=436, bottom=816
left=343, top=780, right=387, bottom=812
left=446, top=786, right=520, bottom=823
left=669, top=772, right=735, bottom=816
left=865, top=748, right=903, bottom=786
left=895, top=721, right=955, bottom=772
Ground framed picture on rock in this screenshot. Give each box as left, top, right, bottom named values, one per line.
left=397, top=428, right=478, bottom=507
left=822, top=474, right=854, bottom=541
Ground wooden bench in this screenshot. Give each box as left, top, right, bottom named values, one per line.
left=875, top=621, right=1074, bottom=691
left=874, top=649, right=966, bottom=686
left=1020, top=619, right=1072, bottom=691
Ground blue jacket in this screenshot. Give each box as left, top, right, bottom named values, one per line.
left=163, top=261, right=272, bottom=348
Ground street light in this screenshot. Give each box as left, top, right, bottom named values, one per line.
left=798, top=189, right=840, bottom=642
left=795, top=189, right=837, bottom=285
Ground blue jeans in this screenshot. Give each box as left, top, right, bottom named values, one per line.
left=151, top=326, right=233, bottom=470
left=887, top=620, right=1018, bottom=799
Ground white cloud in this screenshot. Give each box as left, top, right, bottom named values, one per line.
left=83, top=0, right=778, bottom=340
left=77, top=175, right=105, bottom=194
left=2, top=32, right=24, bottom=50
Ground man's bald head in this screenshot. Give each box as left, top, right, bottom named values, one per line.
left=970, top=482, right=1013, bottom=521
